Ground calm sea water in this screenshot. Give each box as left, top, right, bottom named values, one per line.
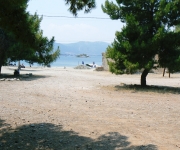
left=52, top=55, right=102, bottom=67
left=22, top=55, right=102, bottom=67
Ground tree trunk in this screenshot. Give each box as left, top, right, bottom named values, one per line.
left=169, top=72, right=170, bottom=78
left=141, top=69, right=149, bottom=86
left=0, top=64, right=2, bottom=75
left=163, top=68, right=165, bottom=77
left=18, top=60, right=21, bottom=70
left=0, top=59, right=3, bottom=75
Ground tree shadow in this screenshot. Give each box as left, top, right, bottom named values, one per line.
left=6, top=67, right=44, bottom=72
left=0, top=119, right=158, bottom=150
left=0, top=73, right=50, bottom=81
left=0, top=119, right=10, bottom=129
left=114, top=84, right=180, bottom=94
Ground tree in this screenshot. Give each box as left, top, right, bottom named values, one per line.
left=102, top=0, right=180, bottom=86
left=65, top=0, right=96, bottom=16
left=0, top=28, right=11, bottom=74
left=157, top=29, right=180, bottom=78
left=175, top=25, right=180, bottom=32
left=0, top=0, right=39, bottom=48
left=0, top=0, right=96, bottom=45
left=0, top=13, right=60, bottom=74
left=0, top=0, right=94, bottom=74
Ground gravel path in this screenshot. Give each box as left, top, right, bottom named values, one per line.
left=0, top=66, right=180, bottom=150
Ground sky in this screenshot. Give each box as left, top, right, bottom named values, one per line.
left=27, top=0, right=124, bottom=44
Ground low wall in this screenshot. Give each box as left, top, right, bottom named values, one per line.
left=102, top=53, right=109, bottom=71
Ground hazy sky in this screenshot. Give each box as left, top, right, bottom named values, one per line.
left=27, top=0, right=124, bottom=43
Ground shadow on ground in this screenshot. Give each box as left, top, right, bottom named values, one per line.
left=7, top=67, right=44, bottom=72
left=0, top=73, right=50, bottom=81
left=114, top=84, right=180, bottom=94
left=0, top=119, right=157, bottom=150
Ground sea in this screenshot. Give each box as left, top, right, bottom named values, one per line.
left=21, top=54, right=102, bottom=67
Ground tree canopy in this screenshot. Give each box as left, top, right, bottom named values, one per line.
left=0, top=0, right=96, bottom=74
left=0, top=0, right=96, bottom=45
left=0, top=0, right=38, bottom=48
left=102, top=0, right=180, bottom=86
left=65, top=0, right=96, bottom=16
left=0, top=13, right=60, bottom=74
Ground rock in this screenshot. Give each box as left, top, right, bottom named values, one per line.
left=9, top=78, right=15, bottom=81
left=95, top=67, right=104, bottom=71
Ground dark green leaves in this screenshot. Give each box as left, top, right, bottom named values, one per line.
left=65, top=0, right=96, bottom=16
left=102, top=0, right=180, bottom=76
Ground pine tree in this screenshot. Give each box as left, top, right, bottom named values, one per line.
left=0, top=0, right=96, bottom=43
left=102, top=0, right=180, bottom=86
left=65, top=0, right=96, bottom=15
left=0, top=14, right=60, bottom=74
left=0, top=0, right=38, bottom=47
left=0, top=0, right=95, bottom=74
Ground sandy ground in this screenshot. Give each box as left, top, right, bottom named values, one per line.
left=0, top=66, right=180, bottom=150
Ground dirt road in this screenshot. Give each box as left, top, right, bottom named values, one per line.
left=0, top=66, right=180, bottom=150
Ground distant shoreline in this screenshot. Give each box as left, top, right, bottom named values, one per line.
left=10, top=55, right=102, bottom=68
left=1, top=66, right=96, bottom=75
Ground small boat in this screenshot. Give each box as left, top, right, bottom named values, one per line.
left=86, top=63, right=98, bottom=68
left=76, top=54, right=89, bottom=58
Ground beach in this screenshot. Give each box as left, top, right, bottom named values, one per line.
left=0, top=66, right=180, bottom=150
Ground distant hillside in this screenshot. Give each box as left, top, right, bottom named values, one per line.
left=54, top=41, right=110, bottom=55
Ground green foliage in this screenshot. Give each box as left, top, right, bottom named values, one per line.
left=65, top=0, right=96, bottom=16
left=157, top=30, right=180, bottom=73
left=0, top=0, right=99, bottom=73
left=0, top=0, right=96, bottom=47
left=0, top=0, right=38, bottom=47
left=175, top=25, right=180, bottom=32
left=101, top=0, right=120, bottom=20
left=103, top=0, right=180, bottom=77
left=0, top=13, right=60, bottom=71
left=0, top=29, right=11, bottom=68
